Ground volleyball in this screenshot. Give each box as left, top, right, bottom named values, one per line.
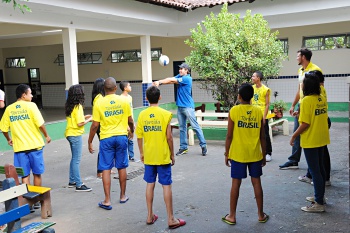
left=159, top=54, right=169, bottom=66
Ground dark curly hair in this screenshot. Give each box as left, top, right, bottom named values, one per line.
left=303, top=72, right=320, bottom=96
left=91, top=78, right=105, bottom=105
left=65, top=84, right=85, bottom=116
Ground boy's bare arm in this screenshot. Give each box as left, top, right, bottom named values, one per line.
left=224, top=112, right=233, bottom=167
left=260, top=119, right=266, bottom=167
left=137, top=138, right=144, bottom=163
left=290, top=84, right=300, bottom=115
left=39, top=124, right=51, bottom=143
left=166, top=123, right=175, bottom=166
left=3, top=132, right=12, bottom=146
left=88, top=121, right=99, bottom=153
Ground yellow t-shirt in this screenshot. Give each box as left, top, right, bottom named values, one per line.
left=0, top=101, right=45, bottom=152
left=65, top=104, right=85, bottom=137
left=228, top=104, right=263, bottom=163
left=120, top=94, right=133, bottom=117
left=299, top=95, right=330, bottom=148
left=92, top=94, right=131, bottom=140
left=320, top=85, right=327, bottom=100
left=252, top=84, right=270, bottom=116
left=136, top=106, right=172, bottom=165
left=93, top=93, right=103, bottom=107
left=298, top=62, right=322, bottom=100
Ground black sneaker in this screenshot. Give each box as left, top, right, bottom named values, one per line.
left=75, top=184, right=92, bottom=192
left=176, top=148, right=188, bottom=156
left=201, top=146, right=207, bottom=156
left=279, top=161, right=298, bottom=170
left=68, top=182, right=76, bottom=188
left=129, top=157, right=135, bottom=162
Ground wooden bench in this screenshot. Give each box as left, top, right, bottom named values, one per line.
left=0, top=164, right=53, bottom=219
left=0, top=178, right=55, bottom=233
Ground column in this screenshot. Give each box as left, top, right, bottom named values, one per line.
left=140, top=35, right=152, bottom=106
left=62, top=28, right=79, bottom=98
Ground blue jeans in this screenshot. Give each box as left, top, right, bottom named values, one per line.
left=67, top=136, right=83, bottom=187
left=128, top=139, right=134, bottom=159
left=288, top=114, right=302, bottom=163
left=304, top=147, right=326, bottom=205
left=177, top=107, right=206, bottom=149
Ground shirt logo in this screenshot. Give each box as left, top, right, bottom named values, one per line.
left=318, top=98, right=322, bottom=102
left=178, top=78, right=183, bottom=83
left=150, top=114, right=155, bottom=118
left=110, top=100, right=115, bottom=104
left=16, top=105, right=21, bottom=109
left=253, top=94, right=259, bottom=101
left=247, top=111, right=252, bottom=115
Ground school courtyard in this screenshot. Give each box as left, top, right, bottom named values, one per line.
left=0, top=120, right=348, bottom=233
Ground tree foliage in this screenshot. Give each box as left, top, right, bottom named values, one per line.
left=2, top=0, right=31, bottom=13
left=185, top=4, right=286, bottom=110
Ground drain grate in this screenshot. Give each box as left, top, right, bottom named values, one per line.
left=114, top=167, right=145, bottom=180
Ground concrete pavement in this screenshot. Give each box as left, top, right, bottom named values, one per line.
left=0, top=122, right=348, bottom=233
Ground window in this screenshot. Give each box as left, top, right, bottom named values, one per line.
left=303, top=33, right=350, bottom=50
left=279, top=38, right=289, bottom=54
left=108, top=48, right=162, bottom=63
left=6, top=57, right=26, bottom=68
left=54, top=52, right=102, bottom=66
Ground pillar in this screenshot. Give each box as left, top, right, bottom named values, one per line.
left=140, top=35, right=152, bottom=106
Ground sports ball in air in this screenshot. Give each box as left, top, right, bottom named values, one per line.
left=159, top=54, right=169, bottom=66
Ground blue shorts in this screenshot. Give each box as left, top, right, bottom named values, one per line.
left=230, top=160, right=263, bottom=179
left=98, top=135, right=128, bottom=170
left=144, top=164, right=172, bottom=185
left=14, top=148, right=45, bottom=177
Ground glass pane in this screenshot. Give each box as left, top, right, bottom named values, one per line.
left=30, top=69, right=38, bottom=78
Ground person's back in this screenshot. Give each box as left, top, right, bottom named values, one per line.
left=2, top=100, right=44, bottom=152
left=228, top=104, right=263, bottom=162
left=137, top=106, right=172, bottom=165
left=93, top=94, right=130, bottom=140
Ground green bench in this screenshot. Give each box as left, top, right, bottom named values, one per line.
left=0, top=178, right=55, bottom=233
left=0, top=164, right=53, bottom=219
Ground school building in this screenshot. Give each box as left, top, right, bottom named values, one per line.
left=0, top=0, right=349, bottom=109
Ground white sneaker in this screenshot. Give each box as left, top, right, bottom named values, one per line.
left=310, top=180, right=331, bottom=186
left=298, top=175, right=312, bottom=184
left=265, top=154, right=272, bottom=162
left=306, top=196, right=326, bottom=204
left=301, top=202, right=325, bottom=212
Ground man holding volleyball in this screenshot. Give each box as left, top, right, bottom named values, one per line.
left=153, top=63, right=207, bottom=156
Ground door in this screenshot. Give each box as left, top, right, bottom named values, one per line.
left=27, top=68, right=43, bottom=109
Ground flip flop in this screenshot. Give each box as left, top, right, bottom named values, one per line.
left=259, top=213, right=269, bottom=223
left=120, top=196, right=129, bottom=204
left=169, top=218, right=186, bottom=229
left=221, top=214, right=236, bottom=225
left=146, top=214, right=158, bottom=225
left=98, top=201, right=112, bottom=210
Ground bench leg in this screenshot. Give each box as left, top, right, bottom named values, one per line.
left=40, top=191, right=52, bottom=219
left=269, top=125, right=273, bottom=143
left=188, top=129, right=194, bottom=146
left=282, top=120, right=289, bottom=136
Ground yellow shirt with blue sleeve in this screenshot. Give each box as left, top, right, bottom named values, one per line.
left=136, top=106, right=172, bottom=165
left=0, top=101, right=45, bottom=152
left=299, top=95, right=330, bottom=148
left=92, top=94, right=131, bottom=140
left=228, top=104, right=263, bottom=163
left=65, top=104, right=85, bottom=137
left=252, top=84, right=270, bottom=116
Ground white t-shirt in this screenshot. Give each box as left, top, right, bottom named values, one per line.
left=0, top=90, right=5, bottom=102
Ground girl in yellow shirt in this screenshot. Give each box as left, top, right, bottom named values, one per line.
left=65, top=84, right=92, bottom=192
left=290, top=72, right=330, bottom=213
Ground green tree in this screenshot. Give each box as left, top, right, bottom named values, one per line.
left=2, top=0, right=31, bottom=13
left=185, top=4, right=286, bottom=110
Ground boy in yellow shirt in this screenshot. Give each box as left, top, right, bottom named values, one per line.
left=0, top=84, right=51, bottom=187
left=136, top=86, right=186, bottom=229
left=223, top=83, right=268, bottom=225
left=251, top=71, right=272, bottom=162
left=119, top=81, right=136, bottom=162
